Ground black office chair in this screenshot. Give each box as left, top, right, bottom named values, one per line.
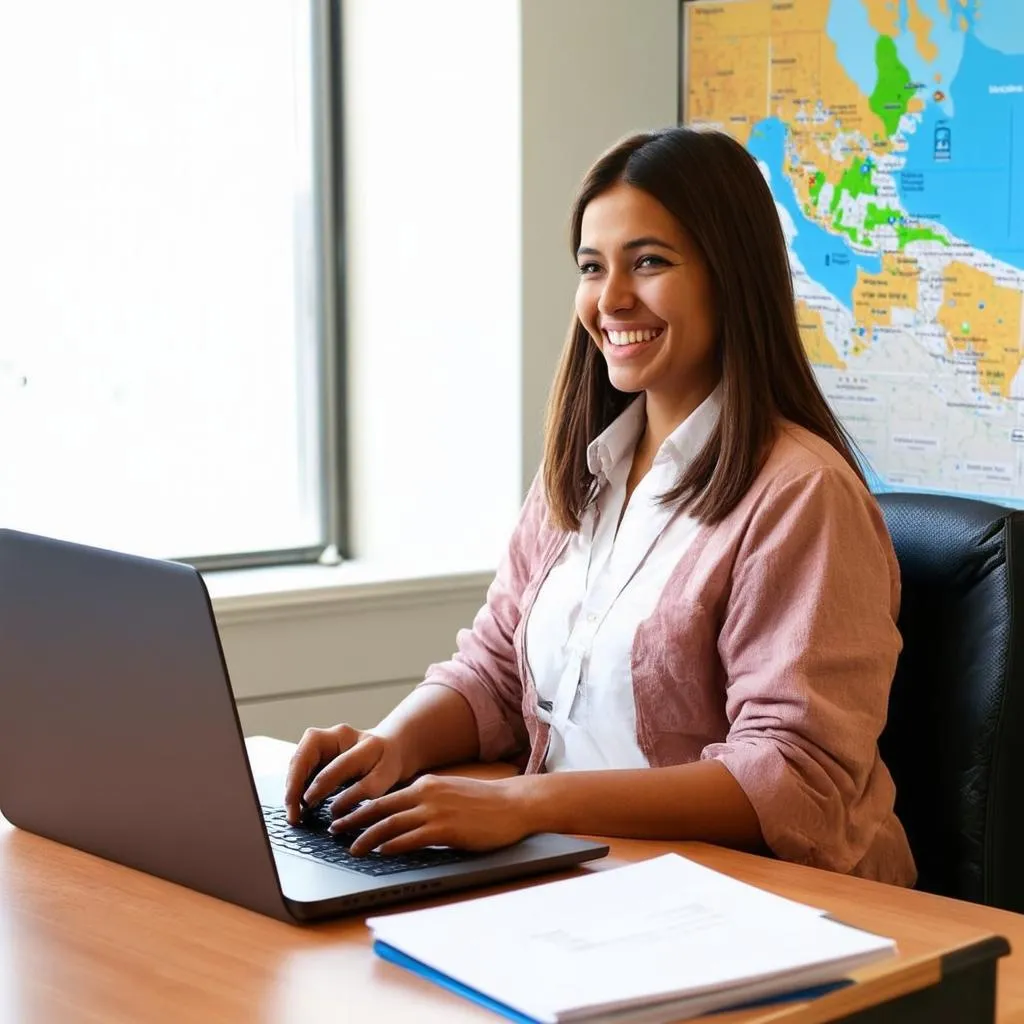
left=877, top=492, right=1024, bottom=912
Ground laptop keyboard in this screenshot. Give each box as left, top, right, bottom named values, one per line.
left=261, top=803, right=473, bottom=877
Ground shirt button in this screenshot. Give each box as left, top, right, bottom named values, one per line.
left=586, top=612, right=598, bottom=624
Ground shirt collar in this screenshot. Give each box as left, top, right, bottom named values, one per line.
left=586, top=395, right=647, bottom=478
left=658, top=383, right=722, bottom=471
left=585, top=383, right=722, bottom=480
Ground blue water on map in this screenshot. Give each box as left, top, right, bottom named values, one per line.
left=826, top=0, right=881, bottom=97
left=972, top=1, right=1024, bottom=55
left=896, top=30, right=1024, bottom=269
left=747, top=118, right=882, bottom=307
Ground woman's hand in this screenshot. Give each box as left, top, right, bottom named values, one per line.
left=329, top=774, right=533, bottom=856
left=283, top=724, right=406, bottom=825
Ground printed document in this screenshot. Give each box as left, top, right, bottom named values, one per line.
left=367, top=854, right=896, bottom=1023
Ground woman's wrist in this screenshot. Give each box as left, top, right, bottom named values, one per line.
left=366, top=724, right=419, bottom=782
left=492, top=762, right=763, bottom=848
left=501, top=774, right=556, bottom=836
left=369, top=683, right=481, bottom=781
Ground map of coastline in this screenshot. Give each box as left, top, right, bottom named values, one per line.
left=685, top=0, right=1024, bottom=503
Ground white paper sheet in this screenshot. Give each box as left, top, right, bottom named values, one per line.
left=368, top=854, right=896, bottom=1023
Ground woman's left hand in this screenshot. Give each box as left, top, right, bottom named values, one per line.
left=328, top=774, right=533, bottom=856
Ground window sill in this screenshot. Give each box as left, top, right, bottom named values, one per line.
left=204, top=558, right=495, bottom=626
left=208, top=556, right=494, bottom=715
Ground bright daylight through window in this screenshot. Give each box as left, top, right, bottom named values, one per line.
left=0, top=1, right=330, bottom=565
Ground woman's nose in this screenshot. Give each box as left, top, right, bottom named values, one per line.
left=598, top=271, right=635, bottom=315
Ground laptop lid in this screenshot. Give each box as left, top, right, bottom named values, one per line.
left=0, top=529, right=294, bottom=923
left=0, top=529, right=609, bottom=922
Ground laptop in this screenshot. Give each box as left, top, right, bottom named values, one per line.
left=0, top=528, right=608, bottom=923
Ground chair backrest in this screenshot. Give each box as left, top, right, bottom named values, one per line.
left=877, top=492, right=1024, bottom=912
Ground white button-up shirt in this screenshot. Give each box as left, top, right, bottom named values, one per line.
left=525, top=385, right=722, bottom=771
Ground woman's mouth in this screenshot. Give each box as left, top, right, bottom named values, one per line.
left=603, top=326, right=664, bottom=348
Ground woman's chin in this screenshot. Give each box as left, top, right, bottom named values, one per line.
left=605, top=366, right=647, bottom=394
left=602, top=341, right=661, bottom=393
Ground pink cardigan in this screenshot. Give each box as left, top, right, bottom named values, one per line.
left=422, top=422, right=917, bottom=885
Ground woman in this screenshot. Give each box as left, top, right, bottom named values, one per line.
left=285, top=127, right=916, bottom=885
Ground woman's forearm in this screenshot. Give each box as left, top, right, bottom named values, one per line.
left=513, top=759, right=765, bottom=850
left=373, top=683, right=481, bottom=779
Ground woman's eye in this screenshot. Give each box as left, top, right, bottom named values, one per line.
left=636, top=254, right=669, bottom=269
left=577, top=262, right=601, bottom=276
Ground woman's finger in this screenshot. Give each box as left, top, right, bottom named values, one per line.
left=330, top=785, right=415, bottom=830
left=284, top=730, right=333, bottom=822
left=303, top=742, right=378, bottom=808
left=376, top=827, right=442, bottom=856
left=345, top=810, right=425, bottom=857
left=326, top=761, right=400, bottom=817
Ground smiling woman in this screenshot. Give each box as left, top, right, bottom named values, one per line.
left=575, top=187, right=718, bottom=433
left=284, top=127, right=917, bottom=888
left=570, top=183, right=720, bottom=510
left=544, top=126, right=861, bottom=531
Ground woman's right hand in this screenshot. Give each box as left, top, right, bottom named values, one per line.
left=283, top=724, right=406, bottom=825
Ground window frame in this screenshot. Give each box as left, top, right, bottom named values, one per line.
left=184, top=0, right=348, bottom=573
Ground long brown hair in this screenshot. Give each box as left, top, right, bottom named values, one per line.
left=543, top=126, right=864, bottom=532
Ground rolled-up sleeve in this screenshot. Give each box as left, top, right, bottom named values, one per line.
left=701, top=466, right=903, bottom=874
left=419, top=476, right=549, bottom=762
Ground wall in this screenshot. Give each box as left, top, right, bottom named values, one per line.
left=224, top=0, right=681, bottom=741
left=223, top=571, right=491, bottom=738
left=519, top=0, right=679, bottom=492
left=342, top=0, right=522, bottom=572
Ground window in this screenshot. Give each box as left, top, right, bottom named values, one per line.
left=0, top=0, right=342, bottom=568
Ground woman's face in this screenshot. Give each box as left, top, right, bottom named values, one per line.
left=575, top=182, right=719, bottom=423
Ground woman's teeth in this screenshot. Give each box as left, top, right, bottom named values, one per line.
left=606, top=328, right=663, bottom=346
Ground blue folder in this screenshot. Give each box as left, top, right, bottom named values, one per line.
left=373, top=940, right=851, bottom=1022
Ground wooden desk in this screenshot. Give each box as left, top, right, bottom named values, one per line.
left=2, top=745, right=1023, bottom=1023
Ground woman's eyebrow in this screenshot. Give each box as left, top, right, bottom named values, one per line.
left=622, top=235, right=679, bottom=253
left=576, top=236, right=680, bottom=259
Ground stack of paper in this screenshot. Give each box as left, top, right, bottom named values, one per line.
left=367, top=854, right=895, bottom=1024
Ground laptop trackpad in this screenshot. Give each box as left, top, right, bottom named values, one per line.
left=272, top=845, right=365, bottom=900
